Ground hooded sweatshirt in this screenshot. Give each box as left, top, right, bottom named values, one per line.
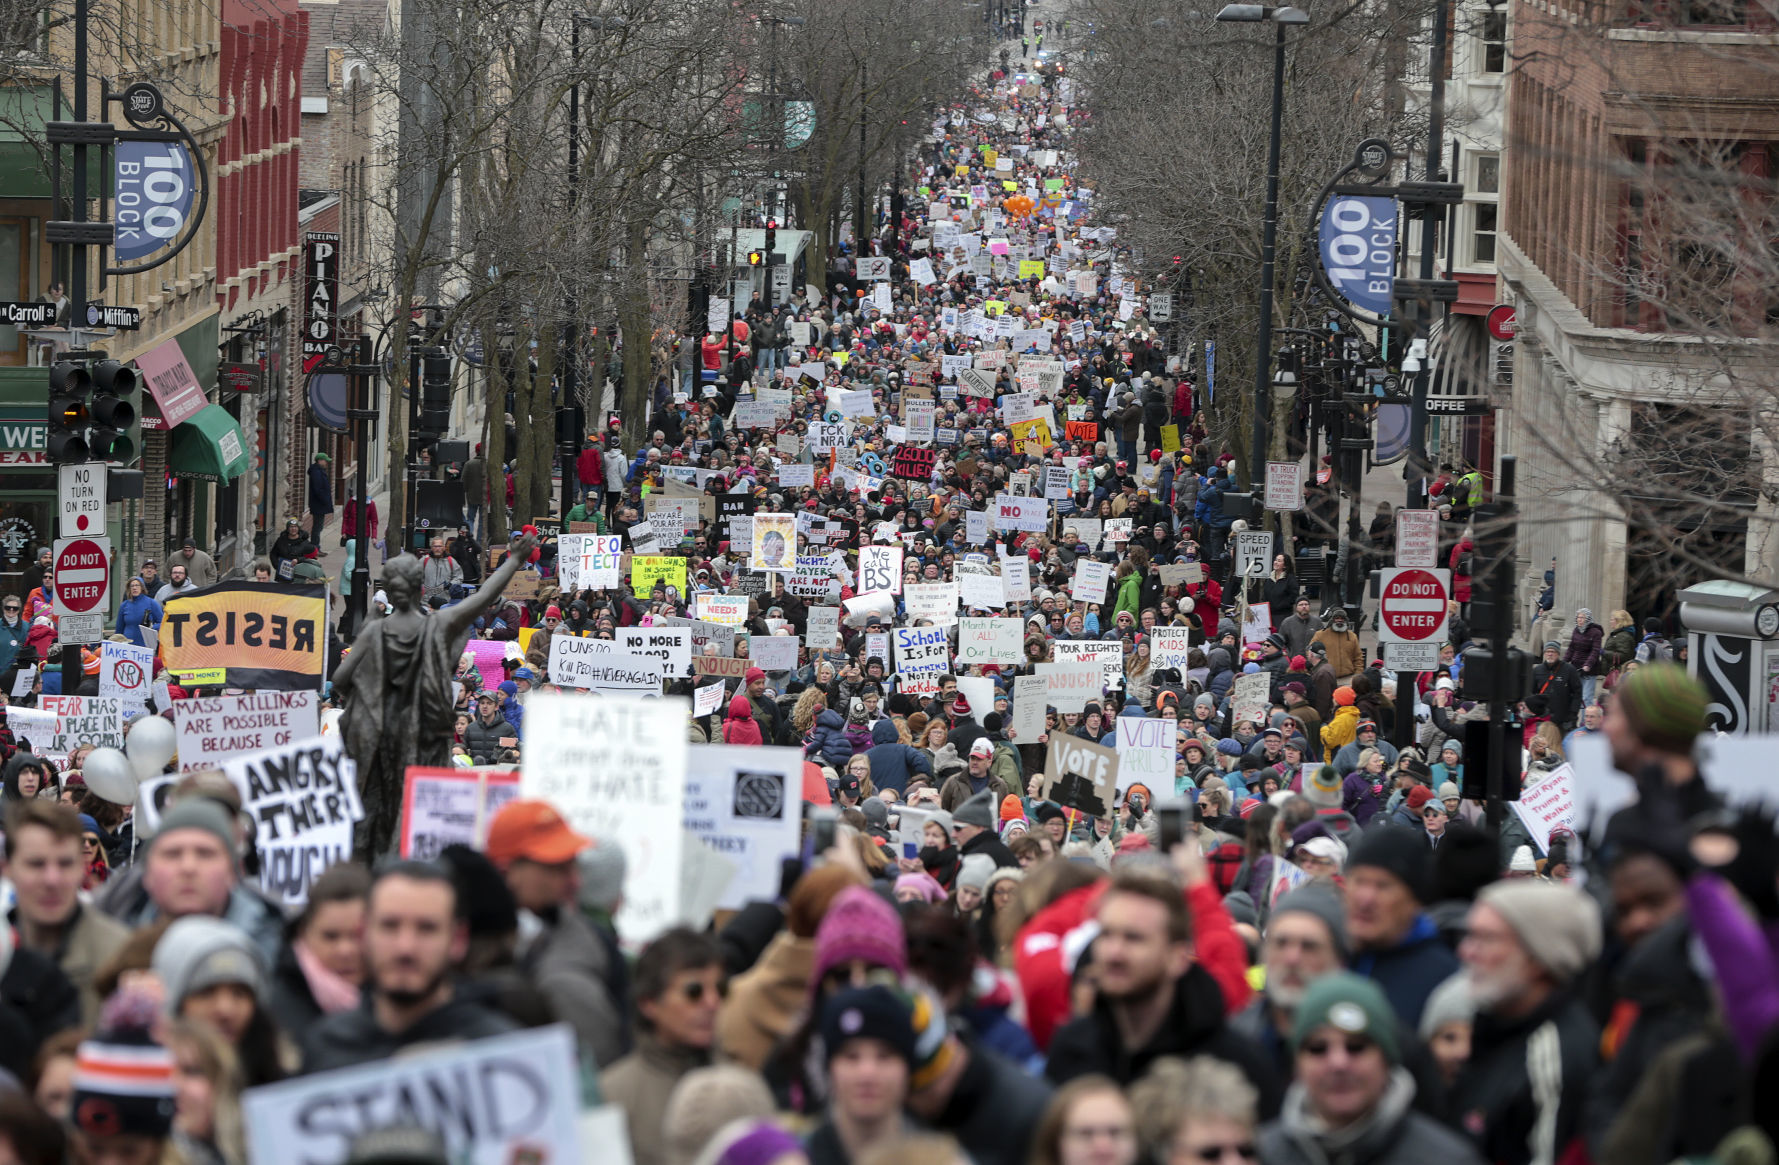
left=724, top=695, right=764, bottom=745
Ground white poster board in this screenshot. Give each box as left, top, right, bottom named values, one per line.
left=173, top=690, right=321, bottom=772
left=221, top=734, right=364, bottom=907
left=685, top=745, right=805, bottom=910
left=548, top=639, right=666, bottom=692
left=957, top=617, right=1023, bottom=665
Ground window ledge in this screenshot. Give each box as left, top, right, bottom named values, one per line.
left=1606, top=26, right=1779, bottom=41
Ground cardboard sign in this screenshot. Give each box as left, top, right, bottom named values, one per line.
left=1157, top=562, right=1204, bottom=587
left=173, top=691, right=321, bottom=772
left=957, top=562, right=1005, bottom=609
left=399, top=767, right=522, bottom=859
left=1114, top=716, right=1174, bottom=791
left=684, top=745, right=805, bottom=910
left=891, top=446, right=938, bottom=481
left=957, top=617, right=1023, bottom=665
left=1035, top=662, right=1104, bottom=712
left=1073, top=559, right=1112, bottom=606
left=779, top=463, right=816, bottom=488
left=903, top=581, right=960, bottom=627
left=522, top=694, right=689, bottom=943
left=242, top=1026, right=583, bottom=1165
left=694, top=655, right=748, bottom=679
left=221, top=735, right=364, bottom=907
left=99, top=641, right=155, bottom=704
left=548, top=640, right=666, bottom=692
left=160, top=582, right=328, bottom=690
left=1148, top=626, right=1194, bottom=671
left=993, top=494, right=1049, bottom=533
left=1043, top=734, right=1120, bottom=819
left=1231, top=672, right=1272, bottom=727
left=894, top=625, right=952, bottom=679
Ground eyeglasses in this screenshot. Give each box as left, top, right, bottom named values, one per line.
left=1188, top=1145, right=1257, bottom=1162
left=83, top=835, right=101, bottom=848
left=1301, top=1035, right=1374, bottom=1058
left=678, top=977, right=727, bottom=1004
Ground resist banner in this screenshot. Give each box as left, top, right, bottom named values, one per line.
left=161, top=583, right=327, bottom=690
left=173, top=690, right=321, bottom=771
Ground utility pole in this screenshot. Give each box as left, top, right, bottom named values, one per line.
left=856, top=60, right=869, bottom=256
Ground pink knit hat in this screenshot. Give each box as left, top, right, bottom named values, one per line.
left=812, top=886, right=908, bottom=986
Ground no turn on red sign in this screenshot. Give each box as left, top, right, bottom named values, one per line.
left=1377, top=567, right=1450, bottom=643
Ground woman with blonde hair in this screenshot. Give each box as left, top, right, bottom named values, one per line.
left=1128, top=1056, right=1259, bottom=1165
left=1123, top=637, right=1155, bottom=708
left=790, top=686, right=827, bottom=738
left=164, top=1019, right=248, bottom=1165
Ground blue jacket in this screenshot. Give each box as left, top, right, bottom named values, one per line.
left=0, top=615, right=24, bottom=674
left=1351, top=913, right=1461, bottom=1029
left=115, top=594, right=163, bottom=646
left=864, top=719, right=932, bottom=794
left=1196, top=476, right=1233, bottom=529
left=804, top=708, right=854, bottom=770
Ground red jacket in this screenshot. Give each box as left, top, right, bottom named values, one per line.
left=1173, top=380, right=1194, bottom=420
left=1450, top=537, right=1474, bottom=602
left=340, top=498, right=379, bottom=540
left=1013, top=877, right=1253, bottom=1052
left=576, top=447, right=602, bottom=489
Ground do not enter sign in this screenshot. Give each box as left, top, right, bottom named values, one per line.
left=53, top=536, right=112, bottom=615
left=1377, top=567, right=1450, bottom=643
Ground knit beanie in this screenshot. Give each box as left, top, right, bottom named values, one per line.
left=999, top=794, right=1025, bottom=822
left=956, top=853, right=996, bottom=895
left=820, top=985, right=916, bottom=1065
left=893, top=872, right=946, bottom=904
left=1614, top=662, right=1707, bottom=755
left=72, top=991, right=178, bottom=1140
left=1475, top=879, right=1603, bottom=984
left=1271, top=885, right=1351, bottom=962
left=152, top=797, right=239, bottom=870
left=1347, top=825, right=1437, bottom=904
left=662, top=1068, right=775, bottom=1165
left=953, top=788, right=997, bottom=829
left=151, top=915, right=266, bottom=1014
left=1333, top=686, right=1356, bottom=706
left=708, top=1121, right=807, bottom=1165
left=1291, top=972, right=1400, bottom=1065
left=1419, top=972, right=1477, bottom=1040
left=813, top=886, right=908, bottom=984
left=1304, top=764, right=1342, bottom=809
left=576, top=841, right=628, bottom=914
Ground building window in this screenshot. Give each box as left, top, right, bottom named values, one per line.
left=1473, top=204, right=1498, bottom=263
left=1682, top=0, right=1746, bottom=24
left=1468, top=153, right=1500, bottom=267
left=1480, top=1, right=1506, bottom=72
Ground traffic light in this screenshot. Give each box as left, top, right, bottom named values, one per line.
left=764, top=219, right=777, bottom=261
left=746, top=249, right=765, bottom=267
left=47, top=360, right=93, bottom=464
left=87, top=358, right=137, bottom=462
left=418, top=350, right=451, bottom=436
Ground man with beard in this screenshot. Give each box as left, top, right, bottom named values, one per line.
left=1044, top=866, right=1281, bottom=1113
left=1453, top=880, right=1601, bottom=1165
left=299, top=861, right=516, bottom=1072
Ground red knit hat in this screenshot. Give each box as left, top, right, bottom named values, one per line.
left=1000, top=794, right=1024, bottom=822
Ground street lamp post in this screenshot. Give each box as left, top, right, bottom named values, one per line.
left=1216, top=3, right=1308, bottom=496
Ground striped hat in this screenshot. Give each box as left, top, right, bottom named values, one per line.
left=1614, top=662, right=1707, bottom=755
left=72, top=992, right=177, bottom=1139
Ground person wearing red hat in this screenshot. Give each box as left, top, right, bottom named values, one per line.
left=743, top=667, right=781, bottom=744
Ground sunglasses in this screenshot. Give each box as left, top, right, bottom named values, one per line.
left=83, top=835, right=101, bottom=848
left=1301, top=1035, right=1374, bottom=1058
left=1188, top=1146, right=1257, bottom=1162
left=679, top=977, right=727, bottom=1004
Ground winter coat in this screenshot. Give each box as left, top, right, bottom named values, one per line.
left=1341, top=773, right=1382, bottom=824
left=1453, top=991, right=1599, bottom=1165
left=802, top=708, right=852, bottom=768
left=1259, top=1068, right=1485, bottom=1165
left=0, top=615, right=25, bottom=674
left=1349, top=913, right=1462, bottom=1030
left=864, top=719, right=932, bottom=794
left=301, top=986, right=518, bottom=1074
left=717, top=930, right=812, bottom=1070
left=463, top=711, right=513, bottom=763
left=1320, top=705, right=1360, bottom=756
left=1450, top=537, right=1475, bottom=602
left=725, top=695, right=765, bottom=745
left=0, top=945, right=81, bottom=1082
left=842, top=719, right=874, bottom=756
left=1310, top=627, right=1363, bottom=678
left=602, top=1034, right=712, bottom=1165
left=1602, top=624, right=1638, bottom=671
left=114, top=593, right=162, bottom=646
left=939, top=770, right=1013, bottom=814
left=1113, top=572, right=1142, bottom=621
left=1564, top=621, right=1604, bottom=675
left=521, top=906, right=632, bottom=1069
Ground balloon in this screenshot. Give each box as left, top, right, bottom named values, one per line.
left=83, top=748, right=139, bottom=805
left=125, top=715, right=177, bottom=782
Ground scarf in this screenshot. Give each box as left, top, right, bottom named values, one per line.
left=293, top=939, right=361, bottom=1014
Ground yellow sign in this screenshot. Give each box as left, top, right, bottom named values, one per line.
left=161, top=583, right=327, bottom=690
left=1161, top=424, right=1182, bottom=454
left=982, top=148, right=997, bottom=167
left=983, top=300, right=1007, bottom=317
left=173, top=668, right=227, bottom=686
left=1009, top=417, right=1053, bottom=449
left=1002, top=180, right=1018, bottom=192
left=955, top=163, right=969, bottom=176
left=1019, top=260, right=1046, bottom=279
left=633, top=555, right=688, bottom=599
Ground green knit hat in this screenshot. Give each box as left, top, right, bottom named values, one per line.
left=1615, top=662, right=1707, bottom=755
left=1291, top=972, right=1400, bottom=1065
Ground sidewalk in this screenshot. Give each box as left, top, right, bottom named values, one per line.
left=313, top=486, right=392, bottom=610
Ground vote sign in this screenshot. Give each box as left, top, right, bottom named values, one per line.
left=1376, top=568, right=1450, bottom=643
left=54, top=536, right=111, bottom=614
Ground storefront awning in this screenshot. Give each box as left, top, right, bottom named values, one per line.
left=170, top=405, right=248, bottom=483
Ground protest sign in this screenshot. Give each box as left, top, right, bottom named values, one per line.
left=30, top=695, right=125, bottom=753
left=1043, top=734, right=1119, bottom=819
left=1065, top=420, right=1097, bottom=442
left=696, top=594, right=749, bottom=625
left=891, top=446, right=938, bottom=480
left=957, top=617, right=1023, bottom=665
left=631, top=555, right=686, bottom=600
left=221, top=735, right=363, bottom=906
left=751, top=512, right=796, bottom=572
left=618, top=626, right=693, bottom=678
left=398, top=767, right=522, bottom=859
left=684, top=745, right=804, bottom=910
left=99, top=641, right=154, bottom=704
left=1003, top=557, right=1032, bottom=603
left=1148, top=626, right=1194, bottom=671
left=173, top=691, right=321, bottom=771
left=956, top=562, right=1005, bottom=609
left=1114, top=716, right=1174, bottom=791
left=808, top=421, right=848, bottom=451
left=836, top=389, right=875, bottom=417
left=522, top=694, right=689, bottom=943
left=906, top=400, right=937, bottom=441
left=1045, top=466, right=1072, bottom=499
left=894, top=625, right=952, bottom=679
left=788, top=553, right=840, bottom=600
left=904, top=581, right=960, bottom=626
left=965, top=509, right=989, bottom=545
left=548, top=640, right=666, bottom=693
left=1054, top=639, right=1123, bottom=685
left=1103, top=518, right=1132, bottom=548
left=1510, top=763, right=1576, bottom=853
left=993, top=494, right=1048, bottom=532
left=1231, top=672, right=1271, bottom=726
left=1036, top=662, right=1104, bottom=712
left=857, top=544, right=903, bottom=594
left=1062, top=517, right=1102, bottom=547
left=1011, top=673, right=1049, bottom=743
left=1157, top=562, right=1204, bottom=587
left=694, top=655, right=748, bottom=680
left=1073, top=559, right=1111, bottom=606
left=1242, top=601, right=1271, bottom=646
left=750, top=633, right=800, bottom=673
left=579, top=535, right=622, bottom=588
left=805, top=605, right=841, bottom=650
left=694, top=681, right=727, bottom=716
left=242, top=1025, right=582, bottom=1165
left=160, top=582, right=328, bottom=689
left=716, top=495, right=756, bottom=541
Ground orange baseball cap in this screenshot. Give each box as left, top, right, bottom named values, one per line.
left=485, top=800, right=591, bottom=866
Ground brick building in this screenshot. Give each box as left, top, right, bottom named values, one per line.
left=1495, top=0, right=1779, bottom=623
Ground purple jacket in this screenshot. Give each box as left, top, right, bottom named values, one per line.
left=1341, top=773, right=1382, bottom=825
left=1564, top=621, right=1604, bottom=675
left=1686, top=872, right=1779, bottom=1062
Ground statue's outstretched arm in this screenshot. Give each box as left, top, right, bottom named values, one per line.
left=440, top=532, right=539, bottom=643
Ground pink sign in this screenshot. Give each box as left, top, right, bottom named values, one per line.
left=134, top=338, right=208, bottom=428
left=465, top=638, right=509, bottom=693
